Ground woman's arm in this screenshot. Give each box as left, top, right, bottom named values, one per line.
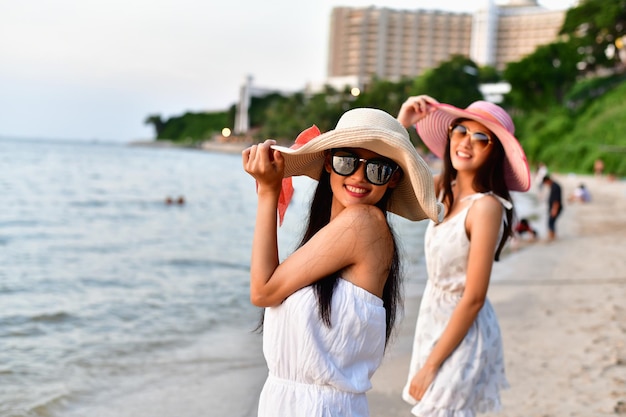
left=551, top=200, right=561, bottom=217
left=243, top=141, right=393, bottom=307
left=242, top=140, right=284, bottom=305
left=408, top=196, right=503, bottom=400
left=251, top=204, right=392, bottom=307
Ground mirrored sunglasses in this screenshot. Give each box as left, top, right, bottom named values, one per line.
left=330, top=149, right=398, bottom=186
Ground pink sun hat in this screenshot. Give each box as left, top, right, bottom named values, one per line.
left=416, top=101, right=531, bottom=192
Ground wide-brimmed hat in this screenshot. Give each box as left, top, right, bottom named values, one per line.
left=271, top=107, right=443, bottom=222
left=416, top=101, right=530, bottom=192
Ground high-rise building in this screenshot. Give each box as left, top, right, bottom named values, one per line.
left=490, top=1, right=566, bottom=69
left=326, top=0, right=566, bottom=86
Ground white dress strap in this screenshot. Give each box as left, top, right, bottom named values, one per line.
left=461, top=192, right=513, bottom=210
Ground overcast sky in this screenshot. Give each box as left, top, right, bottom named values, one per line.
left=0, top=0, right=576, bottom=142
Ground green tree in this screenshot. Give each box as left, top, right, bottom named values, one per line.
left=249, top=92, right=288, bottom=129
left=301, top=85, right=347, bottom=132
left=144, top=114, right=164, bottom=139
left=409, top=55, right=483, bottom=108
left=514, top=78, right=626, bottom=176
left=259, top=84, right=357, bottom=142
left=503, top=41, right=579, bottom=111
left=478, top=65, right=501, bottom=84
left=258, top=92, right=309, bottom=142
left=353, top=76, right=414, bottom=115
left=156, top=111, right=230, bottom=142
left=559, top=0, right=626, bottom=74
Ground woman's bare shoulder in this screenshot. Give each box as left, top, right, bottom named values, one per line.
left=334, top=204, right=389, bottom=231
left=468, top=194, right=503, bottom=227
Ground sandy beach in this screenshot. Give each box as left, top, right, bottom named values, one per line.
left=369, top=173, right=626, bottom=417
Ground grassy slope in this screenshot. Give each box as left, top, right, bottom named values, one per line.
left=517, top=80, right=626, bottom=177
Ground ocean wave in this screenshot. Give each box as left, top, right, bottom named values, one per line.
left=0, top=311, right=75, bottom=338
left=166, top=257, right=250, bottom=271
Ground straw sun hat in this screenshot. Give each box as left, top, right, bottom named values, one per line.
left=271, top=107, right=443, bottom=222
left=416, top=101, right=531, bottom=192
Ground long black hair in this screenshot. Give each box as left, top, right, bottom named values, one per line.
left=298, top=167, right=402, bottom=347
left=439, top=118, right=514, bottom=261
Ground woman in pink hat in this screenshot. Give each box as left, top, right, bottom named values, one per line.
left=397, top=95, right=531, bottom=416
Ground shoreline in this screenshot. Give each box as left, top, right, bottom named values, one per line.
left=128, top=139, right=250, bottom=154
left=368, top=173, right=626, bottom=416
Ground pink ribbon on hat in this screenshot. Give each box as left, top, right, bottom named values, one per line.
left=276, top=125, right=321, bottom=226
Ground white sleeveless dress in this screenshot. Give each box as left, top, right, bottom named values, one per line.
left=258, top=278, right=386, bottom=417
left=402, top=193, right=510, bottom=416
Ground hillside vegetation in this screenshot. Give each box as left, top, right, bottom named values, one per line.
left=514, top=76, right=626, bottom=176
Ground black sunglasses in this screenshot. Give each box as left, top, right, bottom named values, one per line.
left=330, top=149, right=398, bottom=186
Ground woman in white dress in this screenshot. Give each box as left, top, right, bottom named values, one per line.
left=242, top=108, right=443, bottom=417
left=397, top=95, right=531, bottom=416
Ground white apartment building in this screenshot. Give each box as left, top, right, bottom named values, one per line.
left=327, top=0, right=566, bottom=86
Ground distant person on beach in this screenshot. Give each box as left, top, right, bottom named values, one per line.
left=242, top=108, right=442, bottom=417
left=397, top=95, right=531, bottom=416
left=568, top=183, right=591, bottom=203
left=514, top=218, right=538, bottom=240
left=594, top=158, right=604, bottom=177
left=542, top=175, right=563, bottom=241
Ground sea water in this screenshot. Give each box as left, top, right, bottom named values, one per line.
left=0, top=137, right=539, bottom=416
left=0, top=138, right=435, bottom=417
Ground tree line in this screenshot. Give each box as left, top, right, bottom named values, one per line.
left=144, top=0, right=626, bottom=176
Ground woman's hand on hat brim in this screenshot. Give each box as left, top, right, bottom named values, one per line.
left=397, top=95, right=440, bottom=128
left=242, top=139, right=285, bottom=195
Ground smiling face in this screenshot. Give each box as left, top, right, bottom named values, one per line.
left=448, top=119, right=494, bottom=173
left=324, top=147, right=400, bottom=217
